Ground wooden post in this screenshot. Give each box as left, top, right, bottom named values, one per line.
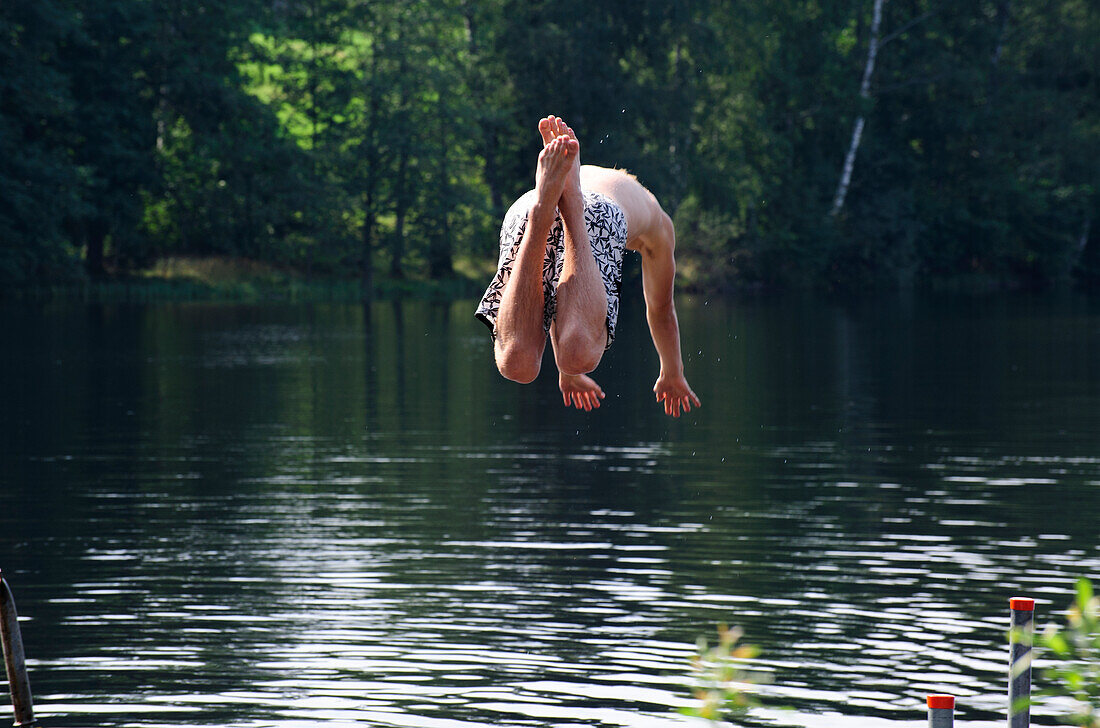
left=0, top=569, right=40, bottom=727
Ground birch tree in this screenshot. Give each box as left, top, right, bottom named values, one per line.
left=829, top=0, right=886, bottom=217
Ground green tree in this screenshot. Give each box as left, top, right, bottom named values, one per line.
left=145, top=0, right=330, bottom=268
left=62, top=0, right=158, bottom=276
left=0, top=0, right=82, bottom=283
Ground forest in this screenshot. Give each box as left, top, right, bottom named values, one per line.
left=1, top=0, right=1097, bottom=292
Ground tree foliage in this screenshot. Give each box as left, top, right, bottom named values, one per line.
left=0, top=0, right=1096, bottom=290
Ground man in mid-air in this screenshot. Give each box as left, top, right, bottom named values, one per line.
left=475, top=116, right=700, bottom=418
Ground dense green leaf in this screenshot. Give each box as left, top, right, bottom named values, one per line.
left=1, top=0, right=1096, bottom=290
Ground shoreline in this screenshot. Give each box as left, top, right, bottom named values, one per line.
left=4, top=254, right=1096, bottom=304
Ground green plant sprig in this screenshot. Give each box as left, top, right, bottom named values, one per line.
left=681, top=623, right=766, bottom=723
left=1039, top=578, right=1100, bottom=728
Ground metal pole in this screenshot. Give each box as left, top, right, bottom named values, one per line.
left=927, top=694, right=954, bottom=727
left=1008, top=596, right=1035, bottom=728
left=0, top=569, right=40, bottom=727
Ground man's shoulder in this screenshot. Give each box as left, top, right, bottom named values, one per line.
left=579, top=164, right=638, bottom=188
left=579, top=166, right=663, bottom=242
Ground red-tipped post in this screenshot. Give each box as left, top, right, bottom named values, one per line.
left=0, top=569, right=40, bottom=727
left=1008, top=596, right=1035, bottom=728
left=927, top=694, right=954, bottom=727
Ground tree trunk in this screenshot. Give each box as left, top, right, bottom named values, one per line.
left=308, top=0, right=320, bottom=157
left=390, top=147, right=408, bottom=279
left=991, top=0, right=1011, bottom=71
left=361, top=204, right=375, bottom=299
left=980, top=1, right=1012, bottom=162
left=461, top=1, right=504, bottom=222
left=669, top=35, right=693, bottom=209
left=85, top=220, right=107, bottom=278
left=1069, top=213, right=1093, bottom=276
left=245, top=172, right=256, bottom=257
left=829, top=0, right=886, bottom=217
left=429, top=103, right=453, bottom=279
left=361, top=37, right=381, bottom=301
left=485, top=136, right=504, bottom=221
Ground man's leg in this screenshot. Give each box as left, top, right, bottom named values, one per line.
left=540, top=117, right=609, bottom=376
left=493, top=135, right=576, bottom=383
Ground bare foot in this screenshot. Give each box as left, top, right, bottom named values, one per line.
left=559, top=372, right=605, bottom=412
left=535, top=136, right=577, bottom=207
left=538, top=116, right=582, bottom=212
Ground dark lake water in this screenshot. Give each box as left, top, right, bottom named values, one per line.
left=2, top=292, right=1099, bottom=728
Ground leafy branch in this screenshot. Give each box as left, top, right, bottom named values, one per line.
left=1039, top=578, right=1100, bottom=728
left=681, top=623, right=766, bottom=723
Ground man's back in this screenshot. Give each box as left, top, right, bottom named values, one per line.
left=578, top=165, right=667, bottom=249
left=511, top=164, right=670, bottom=252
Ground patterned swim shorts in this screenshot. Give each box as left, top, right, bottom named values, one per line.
left=475, top=190, right=629, bottom=349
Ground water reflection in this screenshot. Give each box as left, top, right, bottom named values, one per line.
left=1, top=294, right=1098, bottom=727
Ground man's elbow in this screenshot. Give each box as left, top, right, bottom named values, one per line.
left=646, top=296, right=677, bottom=321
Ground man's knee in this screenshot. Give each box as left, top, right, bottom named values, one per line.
left=495, top=344, right=541, bottom=384
left=554, top=330, right=605, bottom=375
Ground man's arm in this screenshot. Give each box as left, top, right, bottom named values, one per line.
left=640, top=212, right=701, bottom=418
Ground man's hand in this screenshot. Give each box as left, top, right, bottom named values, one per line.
left=560, top=372, right=606, bottom=412
left=654, top=371, right=700, bottom=418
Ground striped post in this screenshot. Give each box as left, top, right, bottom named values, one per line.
left=1008, top=596, right=1035, bottom=728
left=0, top=569, right=40, bottom=727
left=927, top=694, right=954, bottom=727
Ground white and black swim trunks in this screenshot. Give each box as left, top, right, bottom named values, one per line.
left=475, top=190, right=629, bottom=349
